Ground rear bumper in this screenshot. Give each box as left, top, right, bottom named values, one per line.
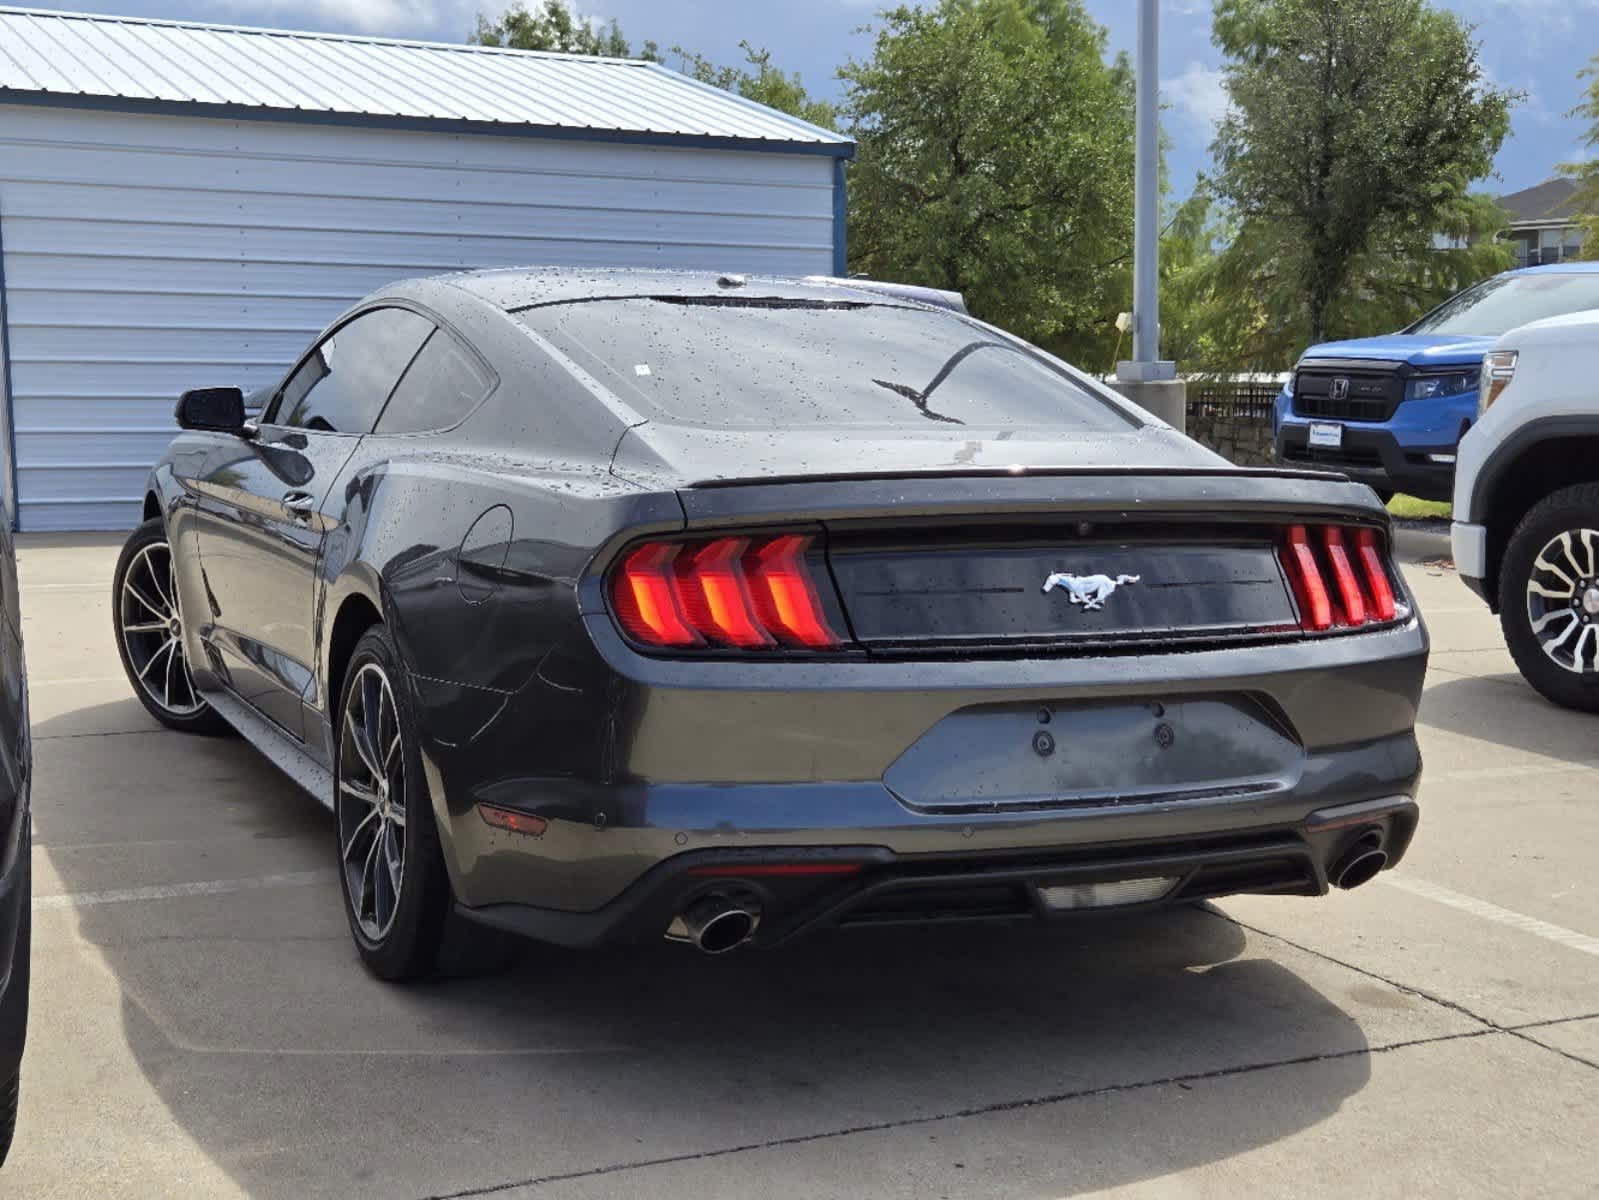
left=458, top=796, right=1420, bottom=948
left=1276, top=421, right=1455, bottom=501
left=424, top=606, right=1428, bottom=936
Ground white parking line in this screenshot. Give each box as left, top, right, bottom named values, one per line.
left=1437, top=760, right=1599, bottom=783
left=1382, top=875, right=1599, bottom=959
left=29, top=676, right=131, bottom=687
left=34, top=869, right=335, bottom=911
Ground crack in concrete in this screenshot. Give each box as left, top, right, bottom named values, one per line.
left=423, top=912, right=1599, bottom=1199
left=1220, top=912, right=1599, bottom=1075
left=421, top=1025, right=1505, bottom=1198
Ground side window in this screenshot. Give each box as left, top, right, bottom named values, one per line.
left=375, top=329, right=494, bottom=435
left=272, top=307, right=433, bottom=434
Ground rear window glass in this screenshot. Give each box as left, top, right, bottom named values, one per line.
left=1409, top=272, right=1599, bottom=337
left=515, top=297, right=1134, bottom=431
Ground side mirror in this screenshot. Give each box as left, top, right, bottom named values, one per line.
left=175, top=387, right=247, bottom=435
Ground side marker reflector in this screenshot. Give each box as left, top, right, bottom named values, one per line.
left=478, top=804, right=548, bottom=838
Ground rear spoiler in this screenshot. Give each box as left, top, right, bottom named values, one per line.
left=804, top=276, right=969, bottom=314
left=674, top=468, right=1390, bottom=526
left=686, top=464, right=1352, bottom=489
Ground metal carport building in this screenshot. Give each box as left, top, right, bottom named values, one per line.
left=0, top=6, right=853, bottom=530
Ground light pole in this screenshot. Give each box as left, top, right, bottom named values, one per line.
left=1112, top=0, right=1184, bottom=428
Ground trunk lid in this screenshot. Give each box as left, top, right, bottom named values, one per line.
left=661, top=470, right=1389, bottom=657
left=611, top=422, right=1222, bottom=490
left=826, top=523, right=1297, bottom=653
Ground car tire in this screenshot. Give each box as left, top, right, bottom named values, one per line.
left=0, top=840, right=26, bottom=1170
left=0, top=1069, right=16, bottom=1168
left=1498, top=482, right=1599, bottom=713
left=333, top=625, right=452, bottom=981
left=112, top=518, right=230, bottom=735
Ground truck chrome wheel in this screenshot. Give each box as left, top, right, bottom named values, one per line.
left=338, top=662, right=407, bottom=942
left=1525, top=528, right=1599, bottom=675
left=118, top=541, right=206, bottom=716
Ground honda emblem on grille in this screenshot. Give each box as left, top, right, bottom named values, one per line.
left=1042, top=572, right=1140, bottom=611
left=1329, top=377, right=1351, bottom=402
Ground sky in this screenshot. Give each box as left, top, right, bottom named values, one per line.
left=18, top=0, right=1599, bottom=199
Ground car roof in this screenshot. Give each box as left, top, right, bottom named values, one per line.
left=1504, top=261, right=1599, bottom=278
left=427, top=266, right=966, bottom=313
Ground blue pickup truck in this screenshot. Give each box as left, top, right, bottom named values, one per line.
left=1274, top=263, right=1599, bottom=501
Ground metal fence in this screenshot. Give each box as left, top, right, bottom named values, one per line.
left=1185, top=377, right=1286, bottom=423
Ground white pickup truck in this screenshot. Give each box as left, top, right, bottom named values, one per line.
left=1452, top=308, right=1599, bottom=711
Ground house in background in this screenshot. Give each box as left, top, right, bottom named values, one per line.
left=1497, top=178, right=1587, bottom=267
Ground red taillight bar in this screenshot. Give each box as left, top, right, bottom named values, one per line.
left=674, top=537, right=773, bottom=649
left=613, top=542, right=701, bottom=648
left=1322, top=527, right=1366, bottom=627
left=1279, top=524, right=1401, bottom=633
left=746, top=534, right=841, bottom=648
left=610, top=533, right=844, bottom=652
left=1282, top=525, right=1333, bottom=631
left=1354, top=528, right=1397, bottom=622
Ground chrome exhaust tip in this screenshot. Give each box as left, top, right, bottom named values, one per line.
left=1331, top=840, right=1389, bottom=891
left=667, top=895, right=761, bottom=954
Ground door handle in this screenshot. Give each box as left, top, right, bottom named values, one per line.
left=282, top=491, right=316, bottom=519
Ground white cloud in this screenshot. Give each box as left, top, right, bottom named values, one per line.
left=209, top=0, right=481, bottom=37
left=1162, top=62, right=1228, bottom=141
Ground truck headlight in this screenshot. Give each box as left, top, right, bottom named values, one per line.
left=1480, top=350, right=1518, bottom=414
left=1405, top=370, right=1479, bottom=402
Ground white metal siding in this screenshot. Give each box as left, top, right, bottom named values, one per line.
left=0, top=104, right=838, bottom=530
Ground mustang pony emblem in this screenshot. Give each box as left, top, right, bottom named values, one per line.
left=1042, top=572, right=1141, bottom=611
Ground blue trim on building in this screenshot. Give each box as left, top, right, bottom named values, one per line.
left=832, top=158, right=849, bottom=277
left=0, top=91, right=857, bottom=159
left=0, top=195, right=17, bottom=532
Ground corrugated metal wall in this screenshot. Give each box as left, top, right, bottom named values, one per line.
left=0, top=104, right=838, bottom=531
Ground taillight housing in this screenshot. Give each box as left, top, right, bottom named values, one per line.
left=609, top=532, right=847, bottom=653
left=1278, top=524, right=1402, bottom=632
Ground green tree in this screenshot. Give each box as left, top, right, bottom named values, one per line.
left=1163, top=185, right=1513, bottom=374
left=1156, top=184, right=1256, bottom=374
left=669, top=42, right=839, bottom=130
left=1562, top=57, right=1599, bottom=260
left=470, top=8, right=827, bottom=128
left=1210, top=0, right=1516, bottom=345
left=472, top=2, right=657, bottom=60
left=841, top=0, right=1136, bottom=362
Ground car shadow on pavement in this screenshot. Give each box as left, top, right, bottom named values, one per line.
left=1422, top=672, right=1599, bottom=766
left=30, top=702, right=1375, bottom=1199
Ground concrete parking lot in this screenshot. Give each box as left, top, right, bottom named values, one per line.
left=7, top=530, right=1599, bottom=1198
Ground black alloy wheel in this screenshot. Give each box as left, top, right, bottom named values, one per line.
left=112, top=518, right=228, bottom=733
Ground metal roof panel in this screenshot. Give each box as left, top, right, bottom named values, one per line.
left=0, top=5, right=852, bottom=151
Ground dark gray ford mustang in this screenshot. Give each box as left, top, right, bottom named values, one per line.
left=114, top=267, right=1427, bottom=980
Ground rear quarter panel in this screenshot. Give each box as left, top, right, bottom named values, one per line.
left=319, top=446, right=683, bottom=892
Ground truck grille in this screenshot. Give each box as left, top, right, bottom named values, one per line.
left=1283, top=444, right=1383, bottom=469
left=1293, top=363, right=1402, bottom=422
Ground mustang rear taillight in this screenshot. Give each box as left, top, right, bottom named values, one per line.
left=1279, top=525, right=1401, bottom=632
left=610, top=533, right=843, bottom=651
left=612, top=542, right=700, bottom=647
